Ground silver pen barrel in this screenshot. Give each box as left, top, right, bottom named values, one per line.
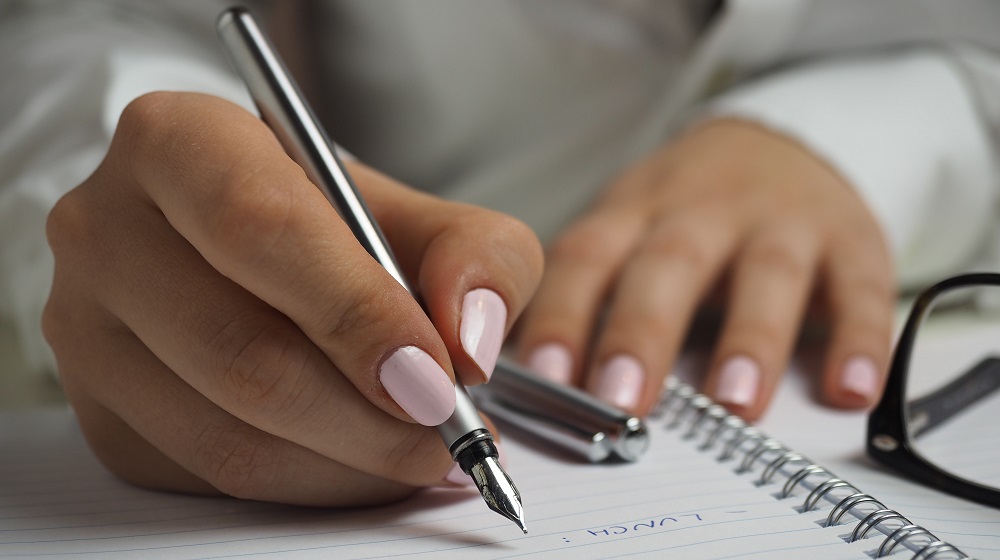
left=217, top=7, right=524, bottom=532
left=216, top=6, right=489, bottom=453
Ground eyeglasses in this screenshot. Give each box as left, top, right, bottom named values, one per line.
left=868, top=273, right=1000, bottom=509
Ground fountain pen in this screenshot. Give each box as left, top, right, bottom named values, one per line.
left=216, top=6, right=526, bottom=532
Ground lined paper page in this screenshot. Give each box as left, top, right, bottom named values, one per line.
left=1, top=408, right=872, bottom=560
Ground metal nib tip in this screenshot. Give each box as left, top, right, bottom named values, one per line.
left=469, top=456, right=527, bottom=533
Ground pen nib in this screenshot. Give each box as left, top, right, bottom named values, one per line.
left=469, top=456, right=527, bottom=533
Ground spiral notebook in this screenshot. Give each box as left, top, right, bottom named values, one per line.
left=2, top=379, right=999, bottom=560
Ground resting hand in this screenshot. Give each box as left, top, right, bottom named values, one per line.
left=43, top=92, right=543, bottom=505
left=516, top=118, right=894, bottom=420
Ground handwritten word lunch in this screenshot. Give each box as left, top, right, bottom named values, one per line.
left=573, top=510, right=749, bottom=541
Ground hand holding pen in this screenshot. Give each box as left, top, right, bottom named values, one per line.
left=216, top=8, right=530, bottom=529
left=43, top=19, right=541, bottom=520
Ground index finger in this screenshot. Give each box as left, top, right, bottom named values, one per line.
left=109, top=92, right=456, bottom=426
left=362, top=172, right=544, bottom=385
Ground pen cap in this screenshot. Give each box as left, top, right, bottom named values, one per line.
left=477, top=358, right=649, bottom=462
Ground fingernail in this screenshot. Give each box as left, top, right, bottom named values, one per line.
left=460, top=288, right=507, bottom=381
left=526, top=343, right=573, bottom=384
left=841, top=356, right=879, bottom=402
left=379, top=346, right=456, bottom=426
left=593, top=354, right=645, bottom=410
left=715, top=355, right=760, bottom=408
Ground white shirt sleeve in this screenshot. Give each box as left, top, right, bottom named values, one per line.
left=0, top=2, right=251, bottom=374
left=706, top=48, right=999, bottom=290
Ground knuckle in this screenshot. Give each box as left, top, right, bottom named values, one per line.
left=838, top=226, right=892, bottom=268
left=209, top=316, right=310, bottom=420
left=112, top=91, right=191, bottom=168
left=606, top=306, right=678, bottom=344
left=202, top=164, right=296, bottom=268
left=498, top=212, right=542, bottom=251
left=120, top=92, right=299, bottom=269
left=548, top=219, right=619, bottom=268
left=194, top=423, right=279, bottom=499
left=379, top=428, right=444, bottom=482
left=852, top=272, right=896, bottom=304
left=317, top=281, right=382, bottom=343
left=40, top=297, right=68, bottom=354
left=641, top=228, right=712, bottom=273
left=746, top=241, right=809, bottom=281
left=839, top=300, right=895, bottom=343
left=727, top=318, right=787, bottom=353
left=472, top=211, right=545, bottom=287
left=832, top=272, right=896, bottom=312
left=43, top=191, right=108, bottom=357
left=117, top=92, right=172, bottom=137
left=636, top=312, right=679, bottom=341
left=844, top=321, right=891, bottom=349
left=858, top=288, right=896, bottom=318
left=46, top=188, right=96, bottom=259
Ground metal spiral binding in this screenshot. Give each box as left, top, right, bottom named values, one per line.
left=781, top=464, right=830, bottom=498
left=719, top=426, right=761, bottom=462
left=701, top=414, right=744, bottom=451
left=879, top=525, right=935, bottom=557
left=685, top=403, right=727, bottom=441
left=738, top=438, right=784, bottom=474
left=913, top=542, right=966, bottom=560
left=659, top=380, right=972, bottom=560
left=851, top=509, right=909, bottom=542
left=803, top=478, right=855, bottom=512
left=827, top=493, right=885, bottom=527
left=759, top=452, right=803, bottom=486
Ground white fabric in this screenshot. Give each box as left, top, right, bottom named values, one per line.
left=709, top=49, right=999, bottom=289
left=1, top=0, right=999, bottom=378
left=0, top=0, right=243, bottom=372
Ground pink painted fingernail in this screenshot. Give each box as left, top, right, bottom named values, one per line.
left=526, top=343, right=573, bottom=384
left=379, top=346, right=456, bottom=426
left=460, top=289, right=507, bottom=381
left=715, top=355, right=760, bottom=408
left=592, top=354, right=644, bottom=410
left=841, top=356, right=879, bottom=402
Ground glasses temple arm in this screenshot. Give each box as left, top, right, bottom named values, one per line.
left=907, top=355, right=1000, bottom=438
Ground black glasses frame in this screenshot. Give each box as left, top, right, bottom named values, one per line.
left=867, top=272, right=1000, bottom=509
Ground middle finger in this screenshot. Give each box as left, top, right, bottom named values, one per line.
left=586, top=209, right=739, bottom=413
left=67, top=326, right=427, bottom=504
left=704, top=220, right=821, bottom=419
